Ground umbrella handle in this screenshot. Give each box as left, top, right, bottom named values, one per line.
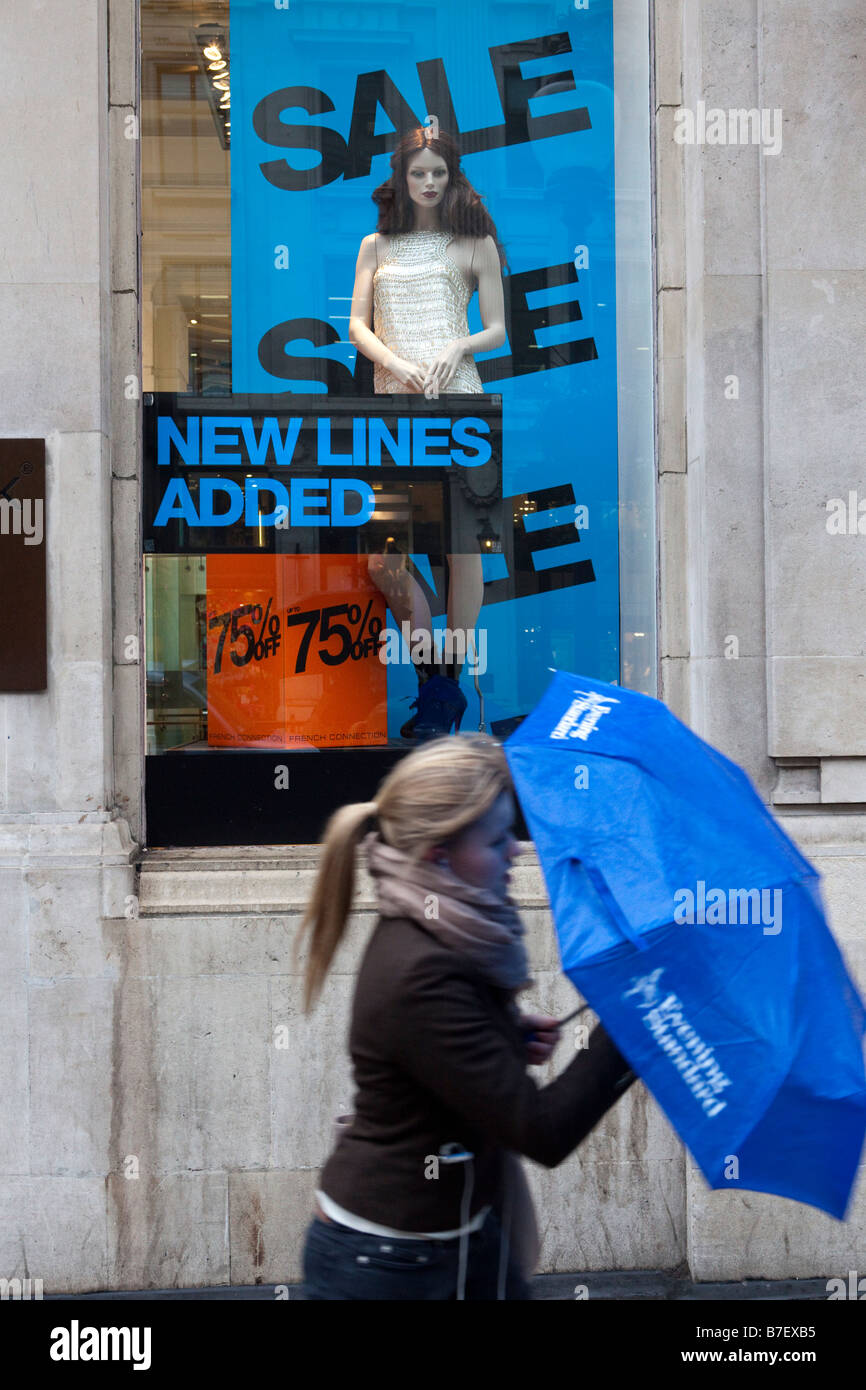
left=524, top=1002, right=590, bottom=1043
left=557, top=1003, right=591, bottom=1027
left=524, top=1005, right=636, bottom=1096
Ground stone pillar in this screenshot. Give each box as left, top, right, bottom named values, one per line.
left=658, top=0, right=866, bottom=1279
left=0, top=0, right=138, bottom=1291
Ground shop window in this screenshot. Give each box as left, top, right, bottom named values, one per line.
left=141, top=0, right=655, bottom=845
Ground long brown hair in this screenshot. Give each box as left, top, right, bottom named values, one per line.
left=372, top=128, right=507, bottom=269
left=296, top=735, right=512, bottom=1010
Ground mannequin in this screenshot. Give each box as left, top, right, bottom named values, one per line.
left=348, top=127, right=507, bottom=739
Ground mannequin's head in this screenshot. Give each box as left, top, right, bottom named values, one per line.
left=372, top=128, right=507, bottom=266
left=405, top=143, right=450, bottom=214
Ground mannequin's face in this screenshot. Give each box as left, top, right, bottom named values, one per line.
left=406, top=147, right=449, bottom=210
left=430, top=790, right=521, bottom=898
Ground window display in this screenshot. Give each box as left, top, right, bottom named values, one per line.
left=141, top=0, right=655, bottom=843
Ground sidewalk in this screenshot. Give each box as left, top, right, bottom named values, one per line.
left=47, top=1271, right=830, bottom=1301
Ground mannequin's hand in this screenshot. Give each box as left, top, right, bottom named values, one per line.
left=386, top=355, right=427, bottom=392
left=519, top=1013, right=561, bottom=1066
left=367, top=552, right=408, bottom=587
left=422, top=340, right=467, bottom=397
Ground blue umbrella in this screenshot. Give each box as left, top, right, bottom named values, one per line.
left=505, top=670, right=866, bottom=1220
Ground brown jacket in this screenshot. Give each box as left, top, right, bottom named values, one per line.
left=320, top=913, right=637, bottom=1232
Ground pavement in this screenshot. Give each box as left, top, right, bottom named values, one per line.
left=46, top=1270, right=831, bottom=1300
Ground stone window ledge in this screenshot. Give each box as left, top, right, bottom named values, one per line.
left=137, top=843, right=550, bottom=916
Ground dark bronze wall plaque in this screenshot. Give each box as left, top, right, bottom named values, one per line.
left=0, top=439, right=46, bottom=691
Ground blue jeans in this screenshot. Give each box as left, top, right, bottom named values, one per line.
left=301, top=1210, right=532, bottom=1301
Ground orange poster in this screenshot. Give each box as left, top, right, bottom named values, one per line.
left=206, top=555, right=387, bottom=748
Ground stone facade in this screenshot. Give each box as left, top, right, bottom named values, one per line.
left=0, top=0, right=864, bottom=1291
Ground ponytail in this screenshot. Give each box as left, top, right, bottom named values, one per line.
left=296, top=800, right=378, bottom=1011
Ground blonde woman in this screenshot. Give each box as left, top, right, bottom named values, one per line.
left=296, top=735, right=637, bottom=1300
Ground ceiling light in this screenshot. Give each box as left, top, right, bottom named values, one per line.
left=194, top=27, right=230, bottom=150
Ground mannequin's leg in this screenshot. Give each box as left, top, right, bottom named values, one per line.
left=444, top=552, right=484, bottom=681
left=366, top=555, right=438, bottom=739
left=366, top=553, right=433, bottom=639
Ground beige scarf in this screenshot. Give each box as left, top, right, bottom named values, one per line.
left=364, top=831, right=532, bottom=993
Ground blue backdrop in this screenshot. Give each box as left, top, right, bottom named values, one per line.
left=230, top=0, right=620, bottom=728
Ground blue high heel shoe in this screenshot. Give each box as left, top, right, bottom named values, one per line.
left=409, top=675, right=467, bottom=741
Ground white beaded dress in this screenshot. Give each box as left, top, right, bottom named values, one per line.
left=372, top=230, right=484, bottom=395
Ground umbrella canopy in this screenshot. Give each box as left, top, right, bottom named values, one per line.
left=505, top=669, right=866, bottom=1219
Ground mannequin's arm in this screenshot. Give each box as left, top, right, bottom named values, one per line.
left=348, top=235, right=395, bottom=371
left=348, top=235, right=426, bottom=391
left=460, top=235, right=507, bottom=355
left=422, top=236, right=506, bottom=392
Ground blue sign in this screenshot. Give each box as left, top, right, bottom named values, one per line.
left=230, top=0, right=620, bottom=730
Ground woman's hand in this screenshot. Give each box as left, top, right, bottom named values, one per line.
left=519, top=1013, right=562, bottom=1066
left=421, top=339, right=468, bottom=397
left=386, top=354, right=428, bottom=392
